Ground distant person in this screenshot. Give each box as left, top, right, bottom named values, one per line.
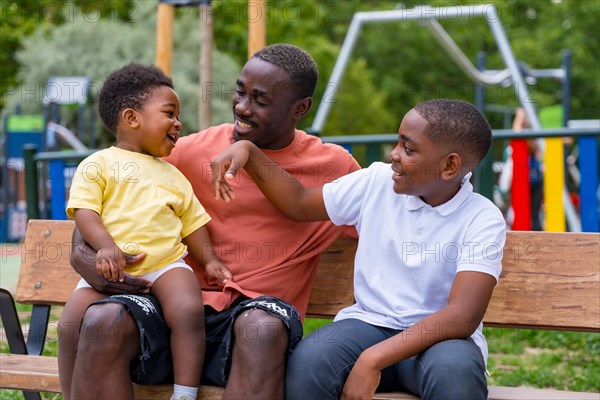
left=58, top=63, right=231, bottom=400
left=212, top=99, right=506, bottom=400
left=511, top=107, right=544, bottom=231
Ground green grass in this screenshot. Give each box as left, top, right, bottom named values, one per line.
left=484, top=327, right=600, bottom=392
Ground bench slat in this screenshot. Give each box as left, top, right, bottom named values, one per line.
left=3, top=354, right=597, bottom=400
left=484, top=231, right=600, bottom=331
left=16, top=220, right=78, bottom=305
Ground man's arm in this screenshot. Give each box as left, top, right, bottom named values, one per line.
left=211, top=140, right=329, bottom=222
left=71, top=228, right=151, bottom=295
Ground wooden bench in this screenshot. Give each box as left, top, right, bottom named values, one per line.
left=1, top=219, right=599, bottom=399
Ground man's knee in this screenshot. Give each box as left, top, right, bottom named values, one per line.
left=233, top=309, right=287, bottom=349
left=79, top=302, right=137, bottom=349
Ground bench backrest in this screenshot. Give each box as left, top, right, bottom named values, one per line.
left=15, top=220, right=600, bottom=332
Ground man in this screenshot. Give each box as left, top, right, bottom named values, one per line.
left=62, top=44, right=360, bottom=399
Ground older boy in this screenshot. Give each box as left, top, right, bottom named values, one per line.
left=212, top=99, right=506, bottom=400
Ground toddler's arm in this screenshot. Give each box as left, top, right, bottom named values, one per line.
left=183, top=226, right=232, bottom=284
left=74, top=208, right=127, bottom=282
left=71, top=228, right=151, bottom=294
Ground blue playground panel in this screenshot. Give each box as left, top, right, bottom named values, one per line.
left=1, top=115, right=45, bottom=242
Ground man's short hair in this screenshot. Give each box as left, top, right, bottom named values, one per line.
left=98, top=63, right=173, bottom=134
left=414, top=99, right=492, bottom=162
left=253, top=44, right=318, bottom=101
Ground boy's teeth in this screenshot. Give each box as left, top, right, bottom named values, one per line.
left=238, top=121, right=251, bottom=128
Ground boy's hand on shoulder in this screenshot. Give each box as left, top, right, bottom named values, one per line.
left=205, top=258, right=233, bottom=285
left=210, top=141, right=254, bottom=201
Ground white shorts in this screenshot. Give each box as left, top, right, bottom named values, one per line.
left=75, top=257, right=193, bottom=290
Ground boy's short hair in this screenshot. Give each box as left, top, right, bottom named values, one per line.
left=252, top=43, right=317, bottom=101
left=98, top=63, right=173, bottom=134
left=414, top=99, right=492, bottom=162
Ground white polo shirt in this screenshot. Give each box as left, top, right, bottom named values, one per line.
left=322, top=162, right=506, bottom=362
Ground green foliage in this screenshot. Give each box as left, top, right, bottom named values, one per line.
left=0, top=0, right=137, bottom=111
left=3, top=0, right=240, bottom=146
left=323, top=58, right=398, bottom=135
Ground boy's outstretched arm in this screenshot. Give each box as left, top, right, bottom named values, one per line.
left=211, top=140, right=330, bottom=222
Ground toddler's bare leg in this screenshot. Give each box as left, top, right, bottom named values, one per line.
left=152, top=268, right=205, bottom=387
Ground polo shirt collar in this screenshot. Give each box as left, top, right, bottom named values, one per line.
left=406, top=172, right=473, bottom=216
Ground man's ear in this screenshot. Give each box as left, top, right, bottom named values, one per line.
left=122, top=108, right=140, bottom=128
left=441, top=153, right=461, bottom=181
left=292, top=97, right=312, bottom=120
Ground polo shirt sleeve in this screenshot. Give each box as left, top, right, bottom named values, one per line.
left=322, top=163, right=377, bottom=227
left=458, top=209, right=506, bottom=283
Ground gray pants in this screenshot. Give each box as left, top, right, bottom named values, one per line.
left=286, top=318, right=488, bottom=400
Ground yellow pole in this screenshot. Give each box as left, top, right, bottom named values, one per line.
left=247, top=0, right=266, bottom=59
left=543, top=138, right=566, bottom=231
left=156, top=3, right=174, bottom=76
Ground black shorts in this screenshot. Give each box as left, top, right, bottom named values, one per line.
left=91, top=294, right=303, bottom=386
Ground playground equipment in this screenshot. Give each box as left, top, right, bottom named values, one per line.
left=310, top=4, right=599, bottom=232
left=0, top=76, right=93, bottom=241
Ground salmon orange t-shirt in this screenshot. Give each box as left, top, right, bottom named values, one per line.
left=164, top=124, right=360, bottom=318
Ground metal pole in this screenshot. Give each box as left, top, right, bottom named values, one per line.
left=23, top=145, right=40, bottom=220
left=484, top=6, right=540, bottom=130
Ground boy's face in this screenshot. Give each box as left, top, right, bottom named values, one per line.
left=389, top=109, right=455, bottom=206
left=120, top=86, right=181, bottom=158
left=232, top=58, right=300, bottom=149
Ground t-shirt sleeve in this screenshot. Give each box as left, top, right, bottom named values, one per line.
left=457, top=208, right=506, bottom=283
left=177, top=175, right=211, bottom=238
left=322, top=164, right=375, bottom=227
left=66, top=152, right=106, bottom=219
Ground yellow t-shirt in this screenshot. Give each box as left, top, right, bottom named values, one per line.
left=66, top=146, right=210, bottom=275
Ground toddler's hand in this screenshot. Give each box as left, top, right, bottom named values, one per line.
left=96, top=245, right=126, bottom=282
left=205, top=259, right=233, bottom=285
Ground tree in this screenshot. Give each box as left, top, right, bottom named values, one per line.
left=3, top=0, right=240, bottom=147
left=0, top=0, right=137, bottom=111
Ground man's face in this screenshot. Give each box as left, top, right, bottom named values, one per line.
left=232, top=58, right=299, bottom=150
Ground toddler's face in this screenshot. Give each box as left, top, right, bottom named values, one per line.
left=122, top=86, right=182, bottom=158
